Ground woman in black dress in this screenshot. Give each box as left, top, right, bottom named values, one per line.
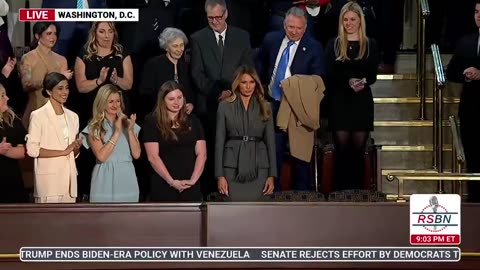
left=0, top=83, right=28, bottom=203
left=143, top=81, right=206, bottom=202
left=74, top=21, right=134, bottom=200
left=325, top=1, right=379, bottom=191
left=139, top=27, right=194, bottom=119
left=74, top=21, right=134, bottom=128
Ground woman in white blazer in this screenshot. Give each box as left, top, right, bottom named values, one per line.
left=26, top=72, right=83, bottom=203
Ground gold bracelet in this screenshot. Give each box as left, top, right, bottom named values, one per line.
left=107, top=139, right=116, bottom=146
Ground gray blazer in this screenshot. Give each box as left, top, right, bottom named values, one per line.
left=215, top=98, right=277, bottom=180
left=190, top=26, right=254, bottom=114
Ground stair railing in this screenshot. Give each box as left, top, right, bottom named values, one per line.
left=417, top=0, right=430, bottom=120
left=449, top=116, right=466, bottom=194
left=386, top=173, right=480, bottom=202
left=431, top=44, right=446, bottom=193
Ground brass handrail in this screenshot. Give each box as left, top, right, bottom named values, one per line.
left=449, top=116, right=465, bottom=194
left=449, top=116, right=465, bottom=163
left=417, top=0, right=430, bottom=120
left=386, top=173, right=480, bottom=201
left=431, top=44, right=446, bottom=194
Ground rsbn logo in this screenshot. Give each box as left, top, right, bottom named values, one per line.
left=410, top=194, right=461, bottom=245
left=412, top=196, right=459, bottom=232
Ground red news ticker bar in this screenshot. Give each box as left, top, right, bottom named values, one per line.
left=19, top=9, right=56, bottom=22
left=410, top=234, right=460, bottom=245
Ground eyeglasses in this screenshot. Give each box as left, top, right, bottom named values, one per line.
left=207, top=10, right=225, bottom=22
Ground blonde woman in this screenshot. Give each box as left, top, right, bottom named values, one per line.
left=81, top=84, right=140, bottom=203
left=325, top=1, right=379, bottom=191
left=215, top=65, right=276, bottom=201
left=0, top=82, right=28, bottom=203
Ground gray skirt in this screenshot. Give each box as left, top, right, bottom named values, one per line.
left=224, top=168, right=269, bottom=202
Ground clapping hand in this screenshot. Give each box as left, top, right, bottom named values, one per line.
left=62, top=69, right=74, bottom=80
left=0, top=137, right=12, bottom=155
left=185, top=103, right=194, bottom=114
left=115, top=112, right=127, bottom=131
left=127, top=114, right=137, bottom=131
left=65, top=137, right=83, bottom=155
left=98, top=67, right=109, bottom=85
left=110, top=68, right=118, bottom=84
left=1, top=57, right=16, bottom=78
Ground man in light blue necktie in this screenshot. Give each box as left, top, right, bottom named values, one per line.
left=256, top=6, right=325, bottom=192
left=77, top=0, right=83, bottom=9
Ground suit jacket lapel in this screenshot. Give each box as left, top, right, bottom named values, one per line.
left=45, top=101, right=68, bottom=148
left=291, top=37, right=306, bottom=74
left=271, top=34, right=284, bottom=68
left=222, top=27, right=234, bottom=67
left=207, top=29, right=222, bottom=65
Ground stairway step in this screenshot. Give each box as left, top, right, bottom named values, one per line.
left=381, top=149, right=452, bottom=170
left=395, top=54, right=453, bottom=74
left=372, top=125, right=452, bottom=146
left=374, top=120, right=455, bottom=127
left=381, top=175, right=452, bottom=195
left=380, top=169, right=457, bottom=196
left=374, top=106, right=458, bottom=121
left=381, top=145, right=451, bottom=151
left=374, top=97, right=459, bottom=104
left=374, top=103, right=458, bottom=121
left=381, top=169, right=442, bottom=176
left=371, top=77, right=462, bottom=98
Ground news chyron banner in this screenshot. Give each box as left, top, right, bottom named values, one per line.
left=20, top=247, right=460, bottom=263
left=410, top=194, right=461, bottom=245
left=18, top=8, right=139, bottom=22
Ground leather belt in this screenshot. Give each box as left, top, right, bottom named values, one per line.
left=229, top=136, right=262, bottom=142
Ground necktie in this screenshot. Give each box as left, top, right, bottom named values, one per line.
left=218, top=35, right=224, bottom=58
left=272, top=40, right=295, bottom=101
left=77, top=0, right=83, bottom=9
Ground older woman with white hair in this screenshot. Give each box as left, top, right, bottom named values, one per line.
left=139, top=27, right=194, bottom=118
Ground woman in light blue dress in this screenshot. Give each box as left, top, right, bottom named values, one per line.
left=81, top=84, right=141, bottom=202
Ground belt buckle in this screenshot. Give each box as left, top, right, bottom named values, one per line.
left=242, top=136, right=249, bottom=141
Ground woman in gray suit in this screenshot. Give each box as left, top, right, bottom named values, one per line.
left=215, top=65, right=276, bottom=201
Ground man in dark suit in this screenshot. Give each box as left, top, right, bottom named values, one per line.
left=42, top=0, right=107, bottom=65
left=446, top=0, right=480, bottom=203
left=256, top=6, right=325, bottom=191
left=190, top=0, right=253, bottom=197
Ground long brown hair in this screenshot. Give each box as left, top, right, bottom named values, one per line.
left=226, top=65, right=271, bottom=121
left=153, top=81, right=189, bottom=141
left=84, top=21, right=123, bottom=61
left=335, top=1, right=369, bottom=61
